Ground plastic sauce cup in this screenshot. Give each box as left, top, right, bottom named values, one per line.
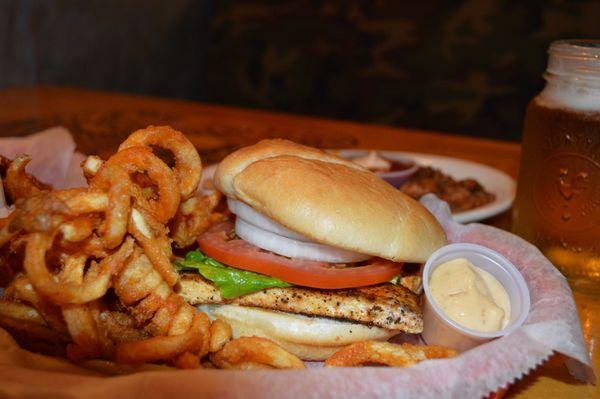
left=421, top=243, right=530, bottom=352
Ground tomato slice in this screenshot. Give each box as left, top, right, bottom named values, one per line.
left=197, top=221, right=403, bottom=289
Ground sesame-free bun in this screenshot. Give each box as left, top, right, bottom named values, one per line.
left=199, top=304, right=398, bottom=361
left=214, top=139, right=447, bottom=262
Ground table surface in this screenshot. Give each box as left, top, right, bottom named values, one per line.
left=0, top=86, right=597, bottom=398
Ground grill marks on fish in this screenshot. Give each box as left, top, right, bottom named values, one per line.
left=178, top=274, right=423, bottom=333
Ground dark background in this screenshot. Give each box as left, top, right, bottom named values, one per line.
left=2, top=0, right=599, bottom=141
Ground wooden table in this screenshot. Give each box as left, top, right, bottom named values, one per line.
left=0, top=86, right=597, bottom=398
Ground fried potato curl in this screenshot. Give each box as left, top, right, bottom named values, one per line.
left=210, top=336, right=306, bottom=370
left=2, top=154, right=51, bottom=203
left=324, top=341, right=457, bottom=368
left=118, top=126, right=202, bottom=200
left=0, top=126, right=257, bottom=370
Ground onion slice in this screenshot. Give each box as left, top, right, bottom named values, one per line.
left=227, top=198, right=308, bottom=241
left=234, top=217, right=370, bottom=263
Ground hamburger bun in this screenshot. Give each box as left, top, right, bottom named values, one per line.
left=199, top=304, right=399, bottom=361
left=214, top=139, right=447, bottom=263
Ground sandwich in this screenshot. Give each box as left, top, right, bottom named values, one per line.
left=177, top=139, right=447, bottom=360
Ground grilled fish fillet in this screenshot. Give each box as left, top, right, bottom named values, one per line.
left=178, top=274, right=423, bottom=333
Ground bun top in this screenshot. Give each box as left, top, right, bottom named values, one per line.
left=214, top=139, right=447, bottom=262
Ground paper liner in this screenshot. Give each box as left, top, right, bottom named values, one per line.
left=60, top=151, right=88, bottom=189
left=0, top=130, right=595, bottom=398
left=0, top=127, right=77, bottom=188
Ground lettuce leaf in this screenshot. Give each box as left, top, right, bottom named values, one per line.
left=175, top=250, right=292, bottom=299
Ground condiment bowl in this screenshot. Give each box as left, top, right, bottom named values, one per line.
left=377, top=155, right=419, bottom=187
left=421, top=243, right=530, bottom=352
left=379, top=164, right=419, bottom=187
left=342, top=151, right=419, bottom=187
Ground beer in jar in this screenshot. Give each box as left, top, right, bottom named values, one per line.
left=513, top=40, right=600, bottom=293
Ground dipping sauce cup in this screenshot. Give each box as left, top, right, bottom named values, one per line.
left=422, top=243, right=530, bottom=352
left=340, top=151, right=419, bottom=187
left=377, top=155, right=418, bottom=187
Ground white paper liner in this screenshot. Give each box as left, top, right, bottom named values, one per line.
left=0, top=130, right=595, bottom=398
left=0, top=126, right=85, bottom=189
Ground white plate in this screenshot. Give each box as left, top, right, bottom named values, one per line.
left=337, top=150, right=516, bottom=223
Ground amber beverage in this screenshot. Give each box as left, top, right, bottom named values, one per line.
left=513, top=40, right=600, bottom=293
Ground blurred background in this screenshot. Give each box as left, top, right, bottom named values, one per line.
left=2, top=0, right=600, bottom=141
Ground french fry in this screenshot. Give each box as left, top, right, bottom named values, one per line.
left=325, top=340, right=457, bottom=368
left=209, top=318, right=232, bottom=353
left=210, top=337, right=305, bottom=370
left=0, top=300, right=67, bottom=343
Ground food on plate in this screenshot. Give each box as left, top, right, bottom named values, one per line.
left=324, top=340, right=457, bottom=367
left=345, top=151, right=496, bottom=213
left=429, top=258, right=510, bottom=332
left=178, top=139, right=448, bottom=360
left=400, top=166, right=495, bottom=213
left=0, top=128, right=456, bottom=371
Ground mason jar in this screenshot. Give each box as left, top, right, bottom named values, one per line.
left=512, top=40, right=600, bottom=293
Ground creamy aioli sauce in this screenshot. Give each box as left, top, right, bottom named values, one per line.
left=429, top=258, right=511, bottom=332
left=352, top=151, right=391, bottom=172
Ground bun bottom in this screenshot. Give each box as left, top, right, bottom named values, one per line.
left=198, top=304, right=399, bottom=361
